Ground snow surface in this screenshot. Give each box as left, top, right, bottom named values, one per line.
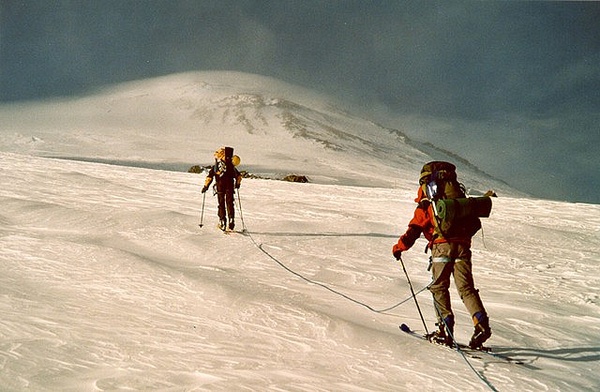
left=1, top=72, right=599, bottom=391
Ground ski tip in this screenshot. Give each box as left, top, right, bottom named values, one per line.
left=399, top=324, right=411, bottom=333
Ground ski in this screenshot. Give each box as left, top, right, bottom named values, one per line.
left=216, top=222, right=229, bottom=233
left=217, top=225, right=247, bottom=235
left=224, top=229, right=247, bottom=235
left=399, top=323, right=524, bottom=365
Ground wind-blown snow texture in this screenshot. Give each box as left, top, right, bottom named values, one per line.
left=1, top=72, right=599, bottom=391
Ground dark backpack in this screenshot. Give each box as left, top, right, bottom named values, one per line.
left=214, top=147, right=236, bottom=179
left=419, top=161, right=492, bottom=240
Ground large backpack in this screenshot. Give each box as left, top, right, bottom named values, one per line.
left=419, top=161, right=492, bottom=240
left=213, top=146, right=241, bottom=181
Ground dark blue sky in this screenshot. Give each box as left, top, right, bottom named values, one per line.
left=1, top=1, right=599, bottom=203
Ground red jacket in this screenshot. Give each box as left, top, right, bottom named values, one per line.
left=392, top=187, right=470, bottom=255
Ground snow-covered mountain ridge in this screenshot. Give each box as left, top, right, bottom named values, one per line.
left=0, top=71, right=516, bottom=195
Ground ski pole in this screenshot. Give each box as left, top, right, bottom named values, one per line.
left=398, top=255, right=429, bottom=335
left=432, top=299, right=456, bottom=346
left=199, top=191, right=206, bottom=227
left=235, top=188, right=246, bottom=232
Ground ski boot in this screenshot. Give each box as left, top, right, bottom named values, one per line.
left=218, top=219, right=227, bottom=231
left=428, top=316, right=455, bottom=347
left=228, top=218, right=235, bottom=231
left=469, top=312, right=492, bottom=349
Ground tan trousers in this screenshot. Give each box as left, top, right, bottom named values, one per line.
left=429, top=242, right=486, bottom=325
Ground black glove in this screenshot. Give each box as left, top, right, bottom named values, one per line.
left=393, top=250, right=402, bottom=260
left=201, top=186, right=208, bottom=193
left=235, top=183, right=240, bottom=189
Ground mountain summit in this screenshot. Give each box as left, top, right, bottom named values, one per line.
left=0, top=71, right=514, bottom=194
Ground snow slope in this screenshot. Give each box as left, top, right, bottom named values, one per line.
left=0, top=72, right=598, bottom=391
left=1, top=152, right=599, bottom=391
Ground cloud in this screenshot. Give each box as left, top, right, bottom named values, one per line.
left=3, top=1, right=598, bottom=117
